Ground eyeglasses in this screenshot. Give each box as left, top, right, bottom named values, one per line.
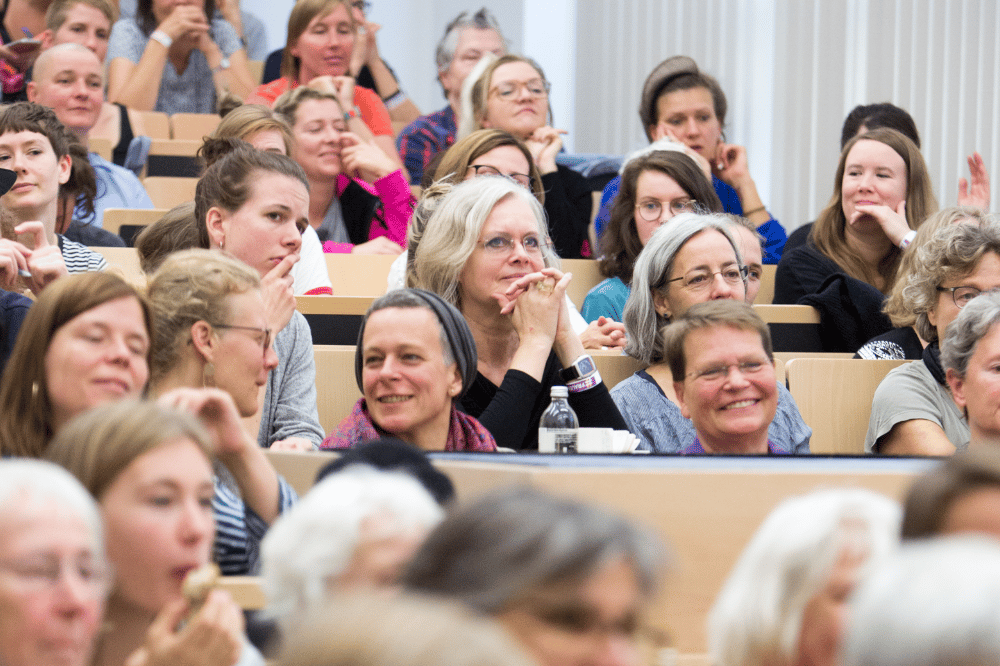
left=213, top=324, right=273, bottom=351
left=491, top=79, right=551, bottom=100
left=635, top=199, right=697, bottom=222
left=665, top=265, right=748, bottom=292
left=468, top=164, right=533, bottom=188
left=687, top=360, right=770, bottom=384
left=937, top=285, right=990, bottom=308
left=350, top=0, right=371, bottom=12
left=0, top=555, right=112, bottom=598
left=479, top=233, right=551, bottom=256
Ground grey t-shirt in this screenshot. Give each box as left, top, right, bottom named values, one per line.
left=316, top=197, right=350, bottom=244
left=865, top=360, right=969, bottom=452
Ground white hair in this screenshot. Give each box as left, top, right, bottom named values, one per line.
left=0, top=458, right=103, bottom=557
left=261, top=466, right=444, bottom=627
left=844, top=535, right=1000, bottom=666
left=707, top=488, right=901, bottom=666
left=456, top=52, right=498, bottom=141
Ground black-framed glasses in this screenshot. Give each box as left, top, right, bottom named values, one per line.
left=468, top=164, right=533, bottom=188
left=635, top=199, right=697, bottom=222
left=936, top=286, right=984, bottom=309
left=213, top=324, right=273, bottom=351
left=665, top=265, right=749, bottom=292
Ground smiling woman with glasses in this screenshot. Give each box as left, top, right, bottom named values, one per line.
left=610, top=212, right=811, bottom=454
left=866, top=215, right=1000, bottom=455
left=412, top=176, right=628, bottom=451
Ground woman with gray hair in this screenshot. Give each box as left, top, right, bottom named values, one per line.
left=262, top=466, right=444, bottom=634
left=708, top=488, right=901, bottom=666
left=412, top=176, right=626, bottom=450
left=610, top=213, right=810, bottom=453
left=404, top=485, right=667, bottom=666
left=0, top=458, right=109, bottom=666
left=943, top=290, right=1000, bottom=445
left=866, top=218, right=1000, bottom=455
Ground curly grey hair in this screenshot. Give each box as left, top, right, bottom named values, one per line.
left=884, top=209, right=999, bottom=340
left=623, top=213, right=744, bottom=364
left=940, top=290, right=1000, bottom=379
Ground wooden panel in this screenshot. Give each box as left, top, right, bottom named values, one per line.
left=786, top=358, right=911, bottom=454
left=136, top=111, right=170, bottom=139
left=149, top=138, right=202, bottom=156
left=562, top=258, right=603, bottom=310
left=89, top=137, right=113, bottom=161
left=141, top=176, right=198, bottom=208
left=753, top=304, right=820, bottom=324
left=218, top=575, right=266, bottom=610
left=324, top=254, right=396, bottom=297
left=592, top=353, right=645, bottom=390
left=94, top=247, right=144, bottom=286
left=313, top=344, right=361, bottom=434
left=773, top=352, right=853, bottom=364
left=296, top=295, right=375, bottom=315
left=102, top=208, right=168, bottom=237
left=170, top=112, right=221, bottom=141
left=755, top=264, right=776, bottom=305
left=247, top=59, right=263, bottom=84
left=265, top=449, right=337, bottom=496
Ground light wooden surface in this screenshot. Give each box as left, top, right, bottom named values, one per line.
left=89, top=137, right=113, bottom=161
left=141, top=176, right=198, bottom=208
left=102, top=208, right=168, bottom=238
left=324, top=254, right=396, bottom=296
left=247, top=60, right=263, bottom=84
left=148, top=138, right=202, bottom=157
left=94, top=247, right=145, bottom=286
left=562, top=258, right=604, bottom=310
left=296, top=295, right=376, bottom=315
left=753, top=304, right=820, bottom=324
left=136, top=111, right=170, bottom=139
left=170, top=112, right=221, bottom=141
left=785, top=358, right=911, bottom=454
left=773, top=352, right=853, bottom=364
left=313, top=344, right=361, bottom=434
left=592, top=353, right=646, bottom=389
left=217, top=575, right=266, bottom=610
left=756, top=264, right=776, bottom=304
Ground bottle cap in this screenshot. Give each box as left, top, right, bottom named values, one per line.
left=550, top=386, right=569, bottom=398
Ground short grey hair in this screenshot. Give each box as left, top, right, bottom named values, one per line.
left=940, top=290, right=1000, bottom=378
left=844, top=536, right=1000, bottom=666
left=262, top=466, right=444, bottom=629
left=413, top=177, right=557, bottom=309
left=435, top=8, right=506, bottom=96
left=0, top=458, right=104, bottom=558
left=708, top=488, right=900, bottom=666
left=403, top=485, right=666, bottom=614
left=623, top=213, right=744, bottom=364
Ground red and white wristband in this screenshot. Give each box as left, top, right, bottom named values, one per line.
left=567, top=371, right=602, bottom=393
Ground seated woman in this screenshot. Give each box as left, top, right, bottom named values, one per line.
left=902, top=447, right=1000, bottom=540
left=664, top=300, right=786, bottom=454
left=0, top=458, right=108, bottom=666
left=47, top=399, right=264, bottom=666
left=865, top=221, right=1000, bottom=454
left=0, top=102, right=106, bottom=282
left=464, top=54, right=591, bottom=258
left=247, top=0, right=400, bottom=169
left=708, top=488, right=900, bottom=666
left=0, top=271, right=149, bottom=457
left=612, top=214, right=810, bottom=453
left=274, top=86, right=413, bottom=255
left=596, top=55, right=787, bottom=262
left=321, top=289, right=496, bottom=452
left=404, top=486, right=667, bottom=666
left=195, top=138, right=325, bottom=449
left=105, top=0, right=255, bottom=113
left=943, top=291, right=1000, bottom=446
left=857, top=206, right=993, bottom=360
left=582, top=149, right=723, bottom=323
left=412, top=177, right=627, bottom=450
left=774, top=129, right=937, bottom=333
left=209, top=104, right=332, bottom=295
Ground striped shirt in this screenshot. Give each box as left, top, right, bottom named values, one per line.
left=58, top=235, right=107, bottom=273
left=213, top=474, right=297, bottom=576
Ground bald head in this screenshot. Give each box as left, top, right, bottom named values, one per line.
left=28, top=42, right=104, bottom=136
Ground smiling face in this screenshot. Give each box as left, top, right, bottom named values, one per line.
left=207, top=290, right=278, bottom=418
left=481, top=61, right=548, bottom=140
left=458, top=195, right=546, bottom=311
left=634, top=169, right=692, bottom=246
left=653, top=86, right=723, bottom=164
left=207, top=171, right=307, bottom=277
left=291, top=97, right=346, bottom=181
left=0, top=502, right=104, bottom=666
left=840, top=139, right=908, bottom=232
left=100, top=438, right=214, bottom=614
left=291, top=2, right=354, bottom=82
left=949, top=323, right=1000, bottom=443
left=28, top=47, right=104, bottom=136
left=652, top=229, right=744, bottom=320
left=49, top=3, right=112, bottom=62
left=361, top=307, right=462, bottom=450
left=928, top=252, right=1000, bottom=344
left=497, top=556, right=645, bottom=666
left=674, top=325, right=777, bottom=453
left=0, top=130, right=71, bottom=225
left=44, top=296, right=150, bottom=433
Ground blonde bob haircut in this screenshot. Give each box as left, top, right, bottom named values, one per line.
left=708, top=488, right=901, bottom=666
left=46, top=398, right=214, bottom=501
left=146, top=249, right=261, bottom=384
left=281, top=0, right=354, bottom=81
left=213, top=104, right=294, bottom=156
left=809, top=127, right=937, bottom=294
left=412, top=177, right=557, bottom=309
left=468, top=54, right=553, bottom=134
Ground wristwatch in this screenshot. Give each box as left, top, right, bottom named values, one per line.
left=560, top=354, right=596, bottom=382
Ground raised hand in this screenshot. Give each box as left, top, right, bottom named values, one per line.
left=525, top=126, right=566, bottom=175
left=958, top=151, right=991, bottom=210
left=852, top=199, right=910, bottom=247
left=339, top=132, right=396, bottom=183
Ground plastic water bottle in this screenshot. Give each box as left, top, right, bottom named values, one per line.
left=539, top=386, right=579, bottom=453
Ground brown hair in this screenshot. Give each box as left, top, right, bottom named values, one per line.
left=663, top=300, right=773, bottom=383
left=902, top=448, right=1000, bottom=539
left=0, top=272, right=151, bottom=458
left=643, top=69, right=727, bottom=143
left=281, top=0, right=354, bottom=81
left=135, top=202, right=201, bottom=274
left=600, top=151, right=722, bottom=284
left=429, top=129, right=543, bottom=202
left=46, top=398, right=213, bottom=501
left=45, top=0, right=116, bottom=31
left=213, top=104, right=294, bottom=156
left=809, top=128, right=938, bottom=294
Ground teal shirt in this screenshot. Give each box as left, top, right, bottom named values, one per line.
left=581, top=277, right=630, bottom=323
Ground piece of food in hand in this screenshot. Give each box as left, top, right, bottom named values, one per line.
left=182, top=563, right=220, bottom=618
